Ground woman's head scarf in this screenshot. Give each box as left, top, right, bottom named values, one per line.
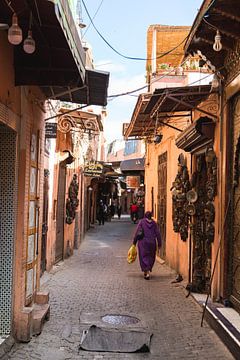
left=145, top=211, right=152, bottom=220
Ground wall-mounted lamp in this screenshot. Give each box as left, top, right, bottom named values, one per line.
left=211, top=74, right=220, bottom=90
left=88, top=186, right=93, bottom=192
left=154, top=134, right=163, bottom=144
left=213, top=30, right=222, bottom=52
left=8, top=13, right=22, bottom=45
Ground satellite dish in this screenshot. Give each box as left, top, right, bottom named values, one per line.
left=186, top=190, right=198, bottom=203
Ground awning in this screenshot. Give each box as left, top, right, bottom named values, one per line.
left=124, top=93, right=151, bottom=138
left=0, top=1, right=109, bottom=106
left=42, top=69, right=109, bottom=106
left=184, top=0, right=240, bottom=80
left=145, top=84, right=213, bottom=117
left=120, top=158, right=145, bottom=173
left=175, top=116, right=215, bottom=152
left=0, top=1, right=85, bottom=86
left=58, top=108, right=103, bottom=134
left=125, top=84, right=215, bottom=138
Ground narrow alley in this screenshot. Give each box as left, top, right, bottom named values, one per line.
left=6, top=217, right=233, bottom=360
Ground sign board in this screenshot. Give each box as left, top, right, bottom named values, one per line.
left=126, top=176, right=140, bottom=188
left=45, top=123, right=57, bottom=138
left=84, top=161, right=103, bottom=177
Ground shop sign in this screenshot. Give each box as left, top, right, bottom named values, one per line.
left=45, top=123, right=57, bottom=138
left=126, top=176, right=140, bottom=188
left=84, top=161, right=103, bottom=177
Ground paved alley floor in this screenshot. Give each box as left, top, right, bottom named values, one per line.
left=6, top=216, right=234, bottom=359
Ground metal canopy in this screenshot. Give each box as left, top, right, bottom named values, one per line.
left=120, top=158, right=145, bottom=173
left=41, top=69, right=109, bottom=106
left=0, top=0, right=85, bottom=86
left=125, top=84, right=214, bottom=138
left=0, top=1, right=109, bottom=106
left=184, top=0, right=240, bottom=79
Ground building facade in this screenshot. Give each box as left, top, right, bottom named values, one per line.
left=0, top=0, right=109, bottom=344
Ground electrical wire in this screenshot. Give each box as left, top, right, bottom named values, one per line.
left=108, top=59, right=212, bottom=100
left=82, top=0, right=104, bottom=38
left=202, top=17, right=218, bottom=31
left=82, top=0, right=187, bottom=62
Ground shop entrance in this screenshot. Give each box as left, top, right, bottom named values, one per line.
left=191, top=149, right=217, bottom=293
left=41, top=170, right=49, bottom=273
left=157, top=152, right=167, bottom=259
left=55, top=162, right=66, bottom=263
left=0, top=123, right=17, bottom=335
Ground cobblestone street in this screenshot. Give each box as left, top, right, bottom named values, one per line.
left=6, top=217, right=234, bottom=359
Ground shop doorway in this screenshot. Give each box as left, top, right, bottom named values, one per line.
left=55, top=162, right=66, bottom=263
left=157, top=152, right=167, bottom=259
left=191, top=152, right=217, bottom=293
left=0, top=123, right=17, bottom=336
left=41, top=170, right=49, bottom=273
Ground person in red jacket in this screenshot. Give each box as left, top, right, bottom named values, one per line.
left=130, top=202, right=139, bottom=223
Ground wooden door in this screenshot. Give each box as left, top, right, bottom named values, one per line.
left=55, top=163, right=66, bottom=263
left=157, top=152, right=167, bottom=259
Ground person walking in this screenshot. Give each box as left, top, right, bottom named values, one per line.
left=133, top=211, right=161, bottom=280
left=97, top=200, right=106, bottom=225
left=110, top=203, right=115, bottom=218
left=117, top=204, right=122, bottom=219
left=130, top=202, right=139, bottom=223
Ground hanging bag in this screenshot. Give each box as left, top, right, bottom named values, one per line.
left=127, top=244, right=137, bottom=264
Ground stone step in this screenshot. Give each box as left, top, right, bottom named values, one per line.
left=32, top=303, right=50, bottom=336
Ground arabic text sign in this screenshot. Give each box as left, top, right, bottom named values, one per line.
left=84, top=161, right=103, bottom=177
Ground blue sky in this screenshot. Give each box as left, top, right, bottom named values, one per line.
left=81, top=0, right=203, bottom=143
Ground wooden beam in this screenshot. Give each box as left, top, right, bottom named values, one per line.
left=213, top=7, right=240, bottom=23
left=167, top=95, right=218, bottom=119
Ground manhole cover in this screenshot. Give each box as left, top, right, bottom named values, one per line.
left=101, top=315, right=140, bottom=325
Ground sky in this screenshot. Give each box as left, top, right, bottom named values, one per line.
left=80, top=0, right=203, bottom=143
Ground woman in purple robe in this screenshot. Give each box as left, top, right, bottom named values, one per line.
left=133, top=211, right=161, bottom=280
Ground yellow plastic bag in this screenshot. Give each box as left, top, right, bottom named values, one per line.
left=127, top=244, right=137, bottom=264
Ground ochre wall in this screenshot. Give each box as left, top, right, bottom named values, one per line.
left=144, top=94, right=221, bottom=290
left=0, top=31, right=46, bottom=340
left=145, top=125, right=191, bottom=279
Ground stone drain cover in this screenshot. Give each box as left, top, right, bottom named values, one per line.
left=101, top=314, right=140, bottom=325
left=79, top=325, right=152, bottom=353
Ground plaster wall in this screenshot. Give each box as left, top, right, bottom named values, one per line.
left=0, top=32, right=47, bottom=340
left=145, top=125, right=191, bottom=279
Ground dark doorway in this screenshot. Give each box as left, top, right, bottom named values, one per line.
left=41, top=170, right=49, bottom=273
left=157, top=152, right=167, bottom=259
left=55, top=162, right=66, bottom=263
left=192, top=154, right=212, bottom=293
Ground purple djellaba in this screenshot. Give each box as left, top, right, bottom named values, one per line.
left=133, top=211, right=162, bottom=280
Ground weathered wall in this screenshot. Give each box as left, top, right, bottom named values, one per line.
left=0, top=31, right=46, bottom=340
left=145, top=126, right=191, bottom=279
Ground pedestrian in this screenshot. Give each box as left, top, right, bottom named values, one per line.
left=117, top=204, right=122, bottom=219
left=97, top=200, right=105, bottom=225
left=133, top=211, right=161, bottom=280
left=110, top=203, right=115, bottom=218
left=130, top=202, right=138, bottom=223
